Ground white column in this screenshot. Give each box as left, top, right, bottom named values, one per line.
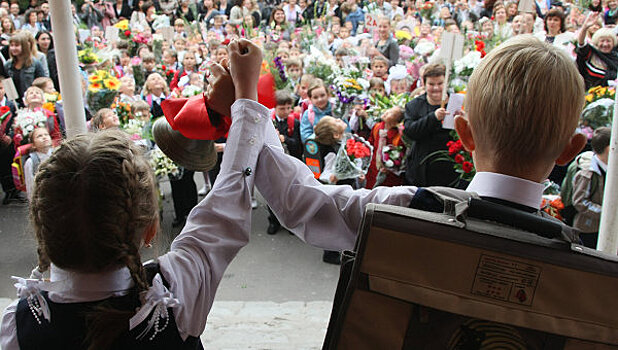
left=49, top=0, right=86, bottom=137
left=597, top=91, right=618, bottom=254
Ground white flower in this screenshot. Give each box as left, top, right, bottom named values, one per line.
left=382, top=145, right=390, bottom=152
left=390, top=150, right=400, bottom=159
left=384, top=159, right=394, bottom=168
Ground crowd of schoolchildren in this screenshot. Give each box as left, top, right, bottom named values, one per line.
left=0, top=0, right=615, bottom=344
left=0, top=0, right=615, bottom=265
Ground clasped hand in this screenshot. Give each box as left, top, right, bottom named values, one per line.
left=204, top=39, right=263, bottom=116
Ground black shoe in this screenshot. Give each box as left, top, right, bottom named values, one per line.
left=322, top=250, right=341, bottom=265
left=267, top=222, right=280, bottom=235
left=172, top=216, right=186, bottom=228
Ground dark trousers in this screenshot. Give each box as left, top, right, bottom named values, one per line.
left=0, top=142, right=16, bottom=193
left=268, top=206, right=280, bottom=226
left=170, top=170, right=197, bottom=219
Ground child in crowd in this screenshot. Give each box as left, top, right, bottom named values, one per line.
left=131, top=100, right=152, bottom=122
left=0, top=39, right=268, bottom=349
left=174, top=37, right=188, bottom=62
left=119, top=76, right=140, bottom=103
left=294, top=73, right=314, bottom=113
left=142, top=73, right=170, bottom=118
left=23, top=86, right=61, bottom=145
left=162, top=49, right=181, bottom=71
left=299, top=79, right=336, bottom=143
left=209, top=15, right=225, bottom=37
left=285, top=58, right=302, bottom=87
left=174, top=18, right=187, bottom=37
left=171, top=50, right=198, bottom=90
left=369, top=77, right=386, bottom=97
left=572, top=127, right=611, bottom=248
left=365, top=107, right=406, bottom=189
left=371, top=56, right=390, bottom=80
left=24, top=126, right=52, bottom=199
left=213, top=45, right=229, bottom=64
left=141, top=52, right=158, bottom=81
left=31, top=77, right=57, bottom=103
left=91, top=108, right=120, bottom=131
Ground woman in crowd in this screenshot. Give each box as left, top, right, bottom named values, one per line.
left=492, top=2, right=513, bottom=38
left=199, top=0, right=220, bottom=27
left=371, top=16, right=399, bottom=67
left=229, top=0, right=251, bottom=25
left=4, top=31, right=47, bottom=105
left=21, top=8, right=45, bottom=35
left=538, top=8, right=574, bottom=47
left=577, top=12, right=618, bottom=89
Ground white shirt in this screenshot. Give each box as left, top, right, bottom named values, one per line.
left=0, top=99, right=272, bottom=348
left=466, top=171, right=545, bottom=209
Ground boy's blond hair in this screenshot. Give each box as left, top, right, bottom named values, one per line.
left=314, top=116, right=339, bottom=145
left=466, top=35, right=584, bottom=171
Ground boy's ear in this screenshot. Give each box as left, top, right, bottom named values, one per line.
left=454, top=114, right=475, bottom=152
left=555, top=132, right=587, bottom=166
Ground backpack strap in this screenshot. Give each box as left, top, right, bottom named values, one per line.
left=420, top=186, right=579, bottom=243
left=30, top=152, right=41, bottom=174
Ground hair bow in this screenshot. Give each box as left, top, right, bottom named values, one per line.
left=129, top=273, right=181, bottom=341
left=12, top=276, right=51, bottom=324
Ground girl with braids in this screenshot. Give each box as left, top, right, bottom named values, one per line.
left=0, top=39, right=267, bottom=350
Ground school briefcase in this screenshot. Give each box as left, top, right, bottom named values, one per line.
left=322, top=192, right=618, bottom=350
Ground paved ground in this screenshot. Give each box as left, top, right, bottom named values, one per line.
left=0, top=174, right=341, bottom=349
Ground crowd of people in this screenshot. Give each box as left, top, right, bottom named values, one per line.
left=0, top=0, right=615, bottom=346
left=0, top=0, right=615, bottom=258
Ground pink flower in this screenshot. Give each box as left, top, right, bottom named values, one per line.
left=394, top=159, right=401, bottom=166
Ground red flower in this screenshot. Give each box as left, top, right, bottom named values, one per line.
left=462, top=161, right=473, bottom=173
left=446, top=141, right=455, bottom=147
left=454, top=154, right=464, bottom=164
left=0, top=106, right=10, bottom=114
left=124, top=30, right=131, bottom=37
left=161, top=65, right=167, bottom=71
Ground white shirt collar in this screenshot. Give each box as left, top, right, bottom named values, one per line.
left=466, top=172, right=545, bottom=209
left=47, top=264, right=134, bottom=303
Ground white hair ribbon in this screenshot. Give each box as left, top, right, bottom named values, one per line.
left=129, top=273, right=180, bottom=341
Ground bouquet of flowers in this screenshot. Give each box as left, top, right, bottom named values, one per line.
left=0, top=106, right=12, bottom=144
left=419, top=1, right=435, bottom=20
left=12, top=108, right=47, bottom=144
left=581, top=86, right=615, bottom=130
left=541, top=195, right=565, bottom=221
left=158, top=64, right=177, bottom=86
left=453, top=51, right=482, bottom=78
left=330, top=66, right=369, bottom=119
left=334, top=134, right=373, bottom=180
left=381, top=144, right=405, bottom=174
left=78, top=48, right=99, bottom=65
left=181, top=85, right=203, bottom=97
left=112, top=101, right=133, bottom=125
left=367, top=93, right=413, bottom=125
left=304, top=46, right=337, bottom=85
left=149, top=146, right=182, bottom=179
left=267, top=55, right=292, bottom=90
left=87, top=70, right=120, bottom=113
left=122, top=118, right=145, bottom=141
left=414, top=39, right=436, bottom=57
left=424, top=131, right=475, bottom=184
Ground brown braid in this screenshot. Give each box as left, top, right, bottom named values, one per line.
left=29, top=130, right=158, bottom=349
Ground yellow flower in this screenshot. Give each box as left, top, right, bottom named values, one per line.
left=43, top=102, right=55, bottom=113
left=585, top=94, right=594, bottom=103
left=114, top=20, right=129, bottom=31
left=89, top=82, right=103, bottom=93
left=599, top=87, right=607, bottom=96
left=395, top=30, right=412, bottom=41
left=88, top=74, right=101, bottom=84
left=104, top=77, right=120, bottom=90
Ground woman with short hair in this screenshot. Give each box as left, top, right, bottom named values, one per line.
left=577, top=12, right=618, bottom=89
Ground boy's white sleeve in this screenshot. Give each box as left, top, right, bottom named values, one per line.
left=158, top=99, right=275, bottom=341
left=255, top=121, right=418, bottom=251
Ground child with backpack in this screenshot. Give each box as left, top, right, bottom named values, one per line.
left=0, top=38, right=267, bottom=349
left=571, top=127, right=611, bottom=248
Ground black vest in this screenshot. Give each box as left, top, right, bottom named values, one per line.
left=15, top=263, right=204, bottom=350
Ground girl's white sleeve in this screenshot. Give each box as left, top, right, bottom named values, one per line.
left=157, top=99, right=278, bottom=341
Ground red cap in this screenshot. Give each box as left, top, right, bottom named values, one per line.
left=161, top=94, right=231, bottom=140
